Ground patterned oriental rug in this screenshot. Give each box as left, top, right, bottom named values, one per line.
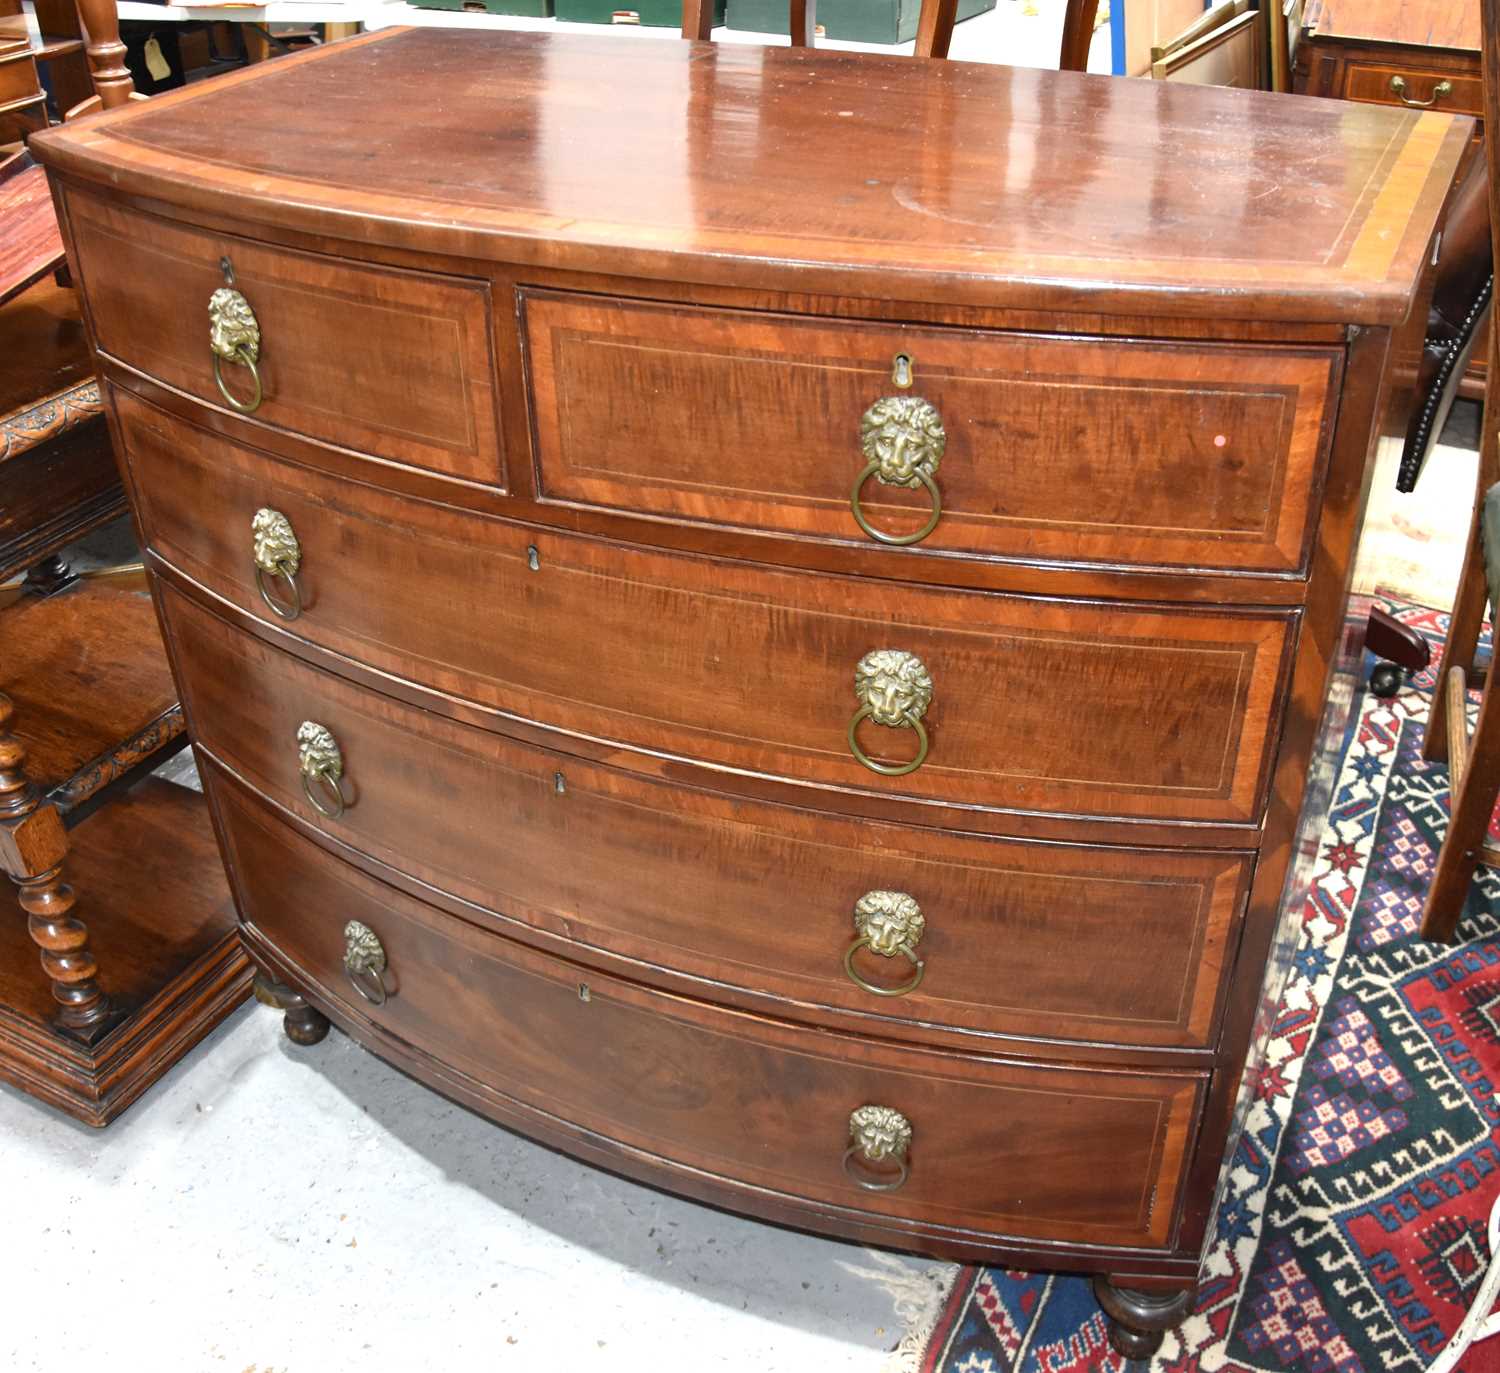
left=918, top=599, right=1500, bottom=1373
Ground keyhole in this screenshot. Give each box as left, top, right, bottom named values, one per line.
left=553, top=771, right=566, bottom=795
left=527, top=545, right=541, bottom=571
left=219, top=256, right=236, bottom=286
left=892, top=353, right=914, bottom=389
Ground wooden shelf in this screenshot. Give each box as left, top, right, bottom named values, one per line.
left=3, top=570, right=185, bottom=812
left=0, top=774, right=250, bottom=1125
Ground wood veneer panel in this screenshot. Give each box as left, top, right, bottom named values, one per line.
left=524, top=291, right=1342, bottom=577
left=163, top=585, right=1251, bottom=1053
left=30, top=29, right=1471, bottom=324
left=65, top=190, right=505, bottom=489
left=217, top=780, right=1203, bottom=1251
left=117, top=390, right=1294, bottom=830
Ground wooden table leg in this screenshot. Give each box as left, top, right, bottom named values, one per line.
left=0, top=693, right=115, bottom=1040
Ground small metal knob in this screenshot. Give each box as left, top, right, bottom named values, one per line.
left=297, top=721, right=347, bottom=820
left=209, top=285, right=263, bottom=414
left=843, top=891, right=926, bottom=997
left=343, top=920, right=388, bottom=1005
left=842, top=1105, right=912, bottom=1191
left=851, top=385, right=945, bottom=547
left=847, top=650, right=932, bottom=777
left=251, top=507, right=302, bottom=620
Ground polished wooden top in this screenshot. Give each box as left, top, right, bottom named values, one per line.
left=33, top=28, right=1469, bottom=323
left=1304, top=0, right=1479, bottom=53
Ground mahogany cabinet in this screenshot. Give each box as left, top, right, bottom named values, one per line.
left=32, top=29, right=1468, bottom=1355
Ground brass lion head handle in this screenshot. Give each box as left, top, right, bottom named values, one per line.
left=842, top=1104, right=912, bottom=1191
left=844, top=891, right=926, bottom=998
left=847, top=649, right=932, bottom=777
left=343, top=920, right=389, bottom=1006
left=297, top=721, right=347, bottom=820
left=209, top=274, right=263, bottom=414
left=851, top=357, right=945, bottom=546
left=251, top=507, right=302, bottom=620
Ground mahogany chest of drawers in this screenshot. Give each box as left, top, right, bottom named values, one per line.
left=32, top=30, right=1468, bottom=1355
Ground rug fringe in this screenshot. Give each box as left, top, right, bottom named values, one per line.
left=836, top=1250, right=961, bottom=1373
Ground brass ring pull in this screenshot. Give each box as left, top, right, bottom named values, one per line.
left=843, top=891, right=926, bottom=997
left=301, top=766, right=345, bottom=819
left=847, top=650, right=933, bottom=777
left=1389, top=75, right=1452, bottom=108
left=254, top=563, right=301, bottom=620
left=850, top=462, right=943, bottom=546
left=854, top=393, right=945, bottom=546
left=844, top=938, right=923, bottom=996
left=297, top=721, right=347, bottom=820
left=209, top=285, right=264, bottom=414
left=212, top=346, right=263, bottom=414
left=252, top=508, right=302, bottom=621
left=343, top=920, right=388, bottom=1006
left=842, top=1105, right=912, bottom=1192
left=847, top=706, right=929, bottom=776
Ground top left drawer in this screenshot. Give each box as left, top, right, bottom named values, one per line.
left=63, top=191, right=505, bottom=488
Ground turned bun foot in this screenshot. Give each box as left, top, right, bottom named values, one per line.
left=253, top=971, right=330, bottom=1046
left=1092, top=1275, right=1193, bottom=1359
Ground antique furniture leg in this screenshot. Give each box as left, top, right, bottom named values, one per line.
left=253, top=971, right=330, bottom=1046
left=0, top=692, right=114, bottom=1040
left=1092, top=1276, right=1194, bottom=1359
left=21, top=553, right=81, bottom=599
left=1367, top=606, right=1433, bottom=698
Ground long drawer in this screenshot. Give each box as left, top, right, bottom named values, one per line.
left=523, top=288, right=1341, bottom=576
left=216, top=780, right=1204, bottom=1251
left=119, top=388, right=1294, bottom=831
left=163, top=585, right=1251, bottom=1052
left=65, top=191, right=504, bottom=487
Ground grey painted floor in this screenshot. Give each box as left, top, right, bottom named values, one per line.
left=1, top=1005, right=955, bottom=1372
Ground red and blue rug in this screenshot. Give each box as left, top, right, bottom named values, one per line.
left=919, top=599, right=1500, bottom=1373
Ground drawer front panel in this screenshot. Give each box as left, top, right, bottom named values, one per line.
left=164, top=587, right=1250, bottom=1050
left=523, top=290, right=1340, bottom=575
left=66, top=191, right=504, bottom=486
left=218, top=784, right=1202, bottom=1250
left=120, top=388, right=1293, bottom=827
left=1344, top=63, right=1483, bottom=117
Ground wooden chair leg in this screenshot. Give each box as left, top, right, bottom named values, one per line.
left=0, top=693, right=114, bottom=1038
left=681, top=0, right=715, bottom=40
left=789, top=0, right=817, bottom=46
left=1428, top=526, right=1492, bottom=762
left=914, top=0, right=958, bottom=57
left=1421, top=667, right=1500, bottom=942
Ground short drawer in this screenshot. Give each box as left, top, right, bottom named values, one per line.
left=164, top=586, right=1251, bottom=1052
left=64, top=190, right=504, bottom=486
left=218, top=783, right=1203, bottom=1251
left=120, top=387, right=1293, bottom=829
left=522, top=289, right=1341, bottom=576
left=1344, top=62, right=1483, bottom=117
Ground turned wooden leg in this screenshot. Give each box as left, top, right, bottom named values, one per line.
left=21, top=554, right=81, bottom=599
left=0, top=694, right=114, bottom=1039
left=1092, top=1275, right=1193, bottom=1360
left=253, top=971, right=330, bottom=1046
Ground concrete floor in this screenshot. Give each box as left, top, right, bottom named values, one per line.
left=1, top=1003, right=956, bottom=1372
